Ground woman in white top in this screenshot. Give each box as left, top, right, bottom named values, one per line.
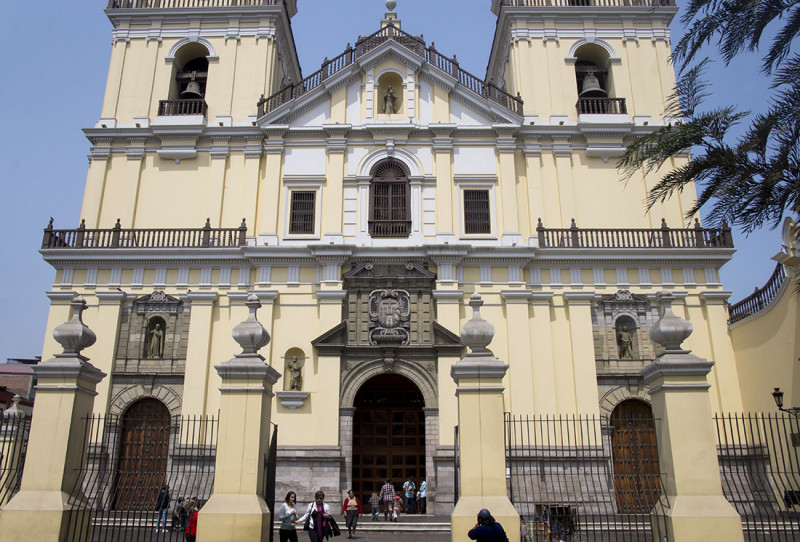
left=278, top=491, right=300, bottom=542
left=297, top=490, right=333, bottom=542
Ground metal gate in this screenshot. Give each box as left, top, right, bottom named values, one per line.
left=505, top=413, right=670, bottom=542
left=716, top=412, right=800, bottom=540
left=66, top=413, right=217, bottom=541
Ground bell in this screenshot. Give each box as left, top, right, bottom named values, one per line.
left=579, top=72, right=607, bottom=97
left=180, top=80, right=204, bottom=99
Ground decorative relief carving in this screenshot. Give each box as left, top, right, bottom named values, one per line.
left=368, top=289, right=411, bottom=345
left=134, top=290, right=183, bottom=314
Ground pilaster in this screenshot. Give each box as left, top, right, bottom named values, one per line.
left=181, top=291, right=219, bottom=416
left=564, top=291, right=599, bottom=416
left=501, top=290, right=534, bottom=414
left=90, top=290, right=127, bottom=415
left=431, top=124, right=455, bottom=238
left=699, top=291, right=743, bottom=413
left=530, top=291, right=556, bottom=414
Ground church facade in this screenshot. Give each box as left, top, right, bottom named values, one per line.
left=36, top=0, right=795, bottom=515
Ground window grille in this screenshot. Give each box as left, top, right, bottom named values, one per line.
left=289, top=191, right=316, bottom=234
left=369, top=161, right=410, bottom=237
left=464, top=189, right=491, bottom=234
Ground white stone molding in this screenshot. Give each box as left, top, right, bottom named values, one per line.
left=165, top=37, right=219, bottom=62
left=566, top=38, right=621, bottom=63
left=276, top=390, right=310, bottom=411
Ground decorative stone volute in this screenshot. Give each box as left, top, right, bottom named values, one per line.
left=460, top=293, right=495, bottom=354
left=231, top=294, right=270, bottom=355
left=649, top=291, right=693, bottom=353
left=52, top=295, right=96, bottom=356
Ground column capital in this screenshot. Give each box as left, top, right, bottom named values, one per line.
left=95, top=290, right=126, bottom=304
left=227, top=290, right=278, bottom=304
left=501, top=290, right=532, bottom=303
left=564, top=291, right=595, bottom=305
left=180, top=291, right=219, bottom=305
left=699, top=290, right=733, bottom=304
left=46, top=291, right=77, bottom=304
left=529, top=291, right=554, bottom=304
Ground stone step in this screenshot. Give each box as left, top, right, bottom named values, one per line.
left=275, top=520, right=452, bottom=533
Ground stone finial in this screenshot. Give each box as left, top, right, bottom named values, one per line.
left=460, top=293, right=495, bottom=353
left=232, top=294, right=270, bottom=355
left=52, top=295, right=97, bottom=356
left=386, top=0, right=397, bottom=11
left=3, top=395, right=26, bottom=419
left=649, top=291, right=693, bottom=353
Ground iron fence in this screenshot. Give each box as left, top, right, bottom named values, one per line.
left=716, top=412, right=800, bottom=541
left=263, top=423, right=278, bottom=542
left=505, top=413, right=670, bottom=542
left=0, top=412, right=31, bottom=507
left=65, top=414, right=218, bottom=541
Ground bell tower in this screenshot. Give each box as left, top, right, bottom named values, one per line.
left=99, top=0, right=301, bottom=130
left=487, top=0, right=678, bottom=123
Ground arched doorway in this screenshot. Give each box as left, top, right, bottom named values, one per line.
left=113, top=398, right=171, bottom=510
left=352, top=374, right=425, bottom=501
left=610, top=399, right=662, bottom=513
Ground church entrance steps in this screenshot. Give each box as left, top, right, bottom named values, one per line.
left=275, top=517, right=452, bottom=534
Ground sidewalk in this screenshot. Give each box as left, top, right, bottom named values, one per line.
left=346, top=533, right=451, bottom=542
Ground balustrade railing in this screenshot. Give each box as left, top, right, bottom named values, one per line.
left=258, top=24, right=523, bottom=118
left=577, top=97, right=627, bottom=115
left=108, top=0, right=284, bottom=8
left=158, top=99, right=207, bottom=116
left=500, top=0, right=675, bottom=7
left=728, top=263, right=787, bottom=324
left=41, top=218, right=247, bottom=249
left=368, top=219, right=411, bottom=238
left=536, top=218, right=734, bottom=249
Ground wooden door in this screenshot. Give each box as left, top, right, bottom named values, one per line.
left=610, top=400, right=662, bottom=513
left=113, top=398, right=171, bottom=510
left=352, top=375, right=425, bottom=503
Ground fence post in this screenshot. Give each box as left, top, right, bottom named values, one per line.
left=640, top=291, right=744, bottom=542
left=0, top=296, right=106, bottom=542
left=197, top=294, right=280, bottom=542
left=450, top=294, right=519, bottom=542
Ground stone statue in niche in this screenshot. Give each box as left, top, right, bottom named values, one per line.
left=383, top=85, right=397, bottom=114
left=286, top=356, right=303, bottom=391
left=617, top=325, right=634, bottom=359
left=146, top=322, right=165, bottom=358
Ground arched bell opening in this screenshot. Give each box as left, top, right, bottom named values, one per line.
left=574, top=43, right=622, bottom=114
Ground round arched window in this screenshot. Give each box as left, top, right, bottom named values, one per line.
left=369, top=160, right=411, bottom=238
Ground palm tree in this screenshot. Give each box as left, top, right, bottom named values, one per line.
left=619, top=0, right=800, bottom=233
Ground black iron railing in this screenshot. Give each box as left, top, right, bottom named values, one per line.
left=65, top=414, right=218, bottom=541
left=41, top=218, right=247, bottom=249
left=158, top=99, right=207, bottom=116
left=577, top=97, right=627, bottom=115
left=368, top=219, right=411, bottom=238
left=500, top=0, right=675, bottom=7
left=258, top=24, right=523, bottom=117
left=715, top=412, right=800, bottom=541
left=0, top=412, right=31, bottom=507
left=728, top=263, right=787, bottom=324
left=536, top=218, right=734, bottom=249
left=506, top=413, right=670, bottom=541
left=108, top=0, right=285, bottom=8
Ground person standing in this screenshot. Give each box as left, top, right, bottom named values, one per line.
left=155, top=484, right=171, bottom=533
left=418, top=478, right=427, bottom=514
left=368, top=491, right=380, bottom=521
left=402, top=476, right=416, bottom=514
left=278, top=491, right=300, bottom=542
left=184, top=500, right=200, bottom=542
left=378, top=480, right=395, bottom=522
left=342, top=489, right=362, bottom=539
left=297, top=490, right=333, bottom=542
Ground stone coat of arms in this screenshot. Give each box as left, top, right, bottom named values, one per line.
left=368, top=289, right=411, bottom=345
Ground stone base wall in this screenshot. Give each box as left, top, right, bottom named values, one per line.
left=276, top=446, right=346, bottom=509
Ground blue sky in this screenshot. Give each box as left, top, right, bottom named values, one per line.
left=0, top=0, right=778, bottom=362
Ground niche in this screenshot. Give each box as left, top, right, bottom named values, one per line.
left=614, top=315, right=638, bottom=360
left=376, top=72, right=404, bottom=115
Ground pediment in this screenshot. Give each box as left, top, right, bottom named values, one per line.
left=312, top=321, right=348, bottom=355
left=133, top=291, right=183, bottom=313
left=343, top=260, right=436, bottom=281
left=258, top=36, right=522, bottom=127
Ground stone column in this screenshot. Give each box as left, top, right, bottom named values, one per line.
left=450, top=294, right=518, bottom=542
left=197, top=294, right=281, bottom=542
left=0, top=296, right=106, bottom=542
left=640, top=292, right=744, bottom=542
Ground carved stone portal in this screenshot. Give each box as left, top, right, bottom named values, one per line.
left=368, top=289, right=411, bottom=345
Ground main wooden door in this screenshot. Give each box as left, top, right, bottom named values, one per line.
left=610, top=400, right=662, bottom=513
left=352, top=374, right=425, bottom=502
left=113, top=398, right=171, bottom=510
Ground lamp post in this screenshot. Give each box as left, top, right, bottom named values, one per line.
left=771, top=387, right=800, bottom=416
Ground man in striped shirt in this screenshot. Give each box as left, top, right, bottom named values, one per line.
left=378, top=480, right=396, bottom=521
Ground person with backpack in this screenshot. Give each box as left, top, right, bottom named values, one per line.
left=468, top=509, right=510, bottom=542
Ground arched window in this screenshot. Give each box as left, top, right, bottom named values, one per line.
left=369, top=160, right=411, bottom=238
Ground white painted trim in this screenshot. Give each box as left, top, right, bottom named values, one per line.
left=165, top=37, right=218, bottom=62
left=358, top=148, right=423, bottom=177
left=567, top=38, right=621, bottom=61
